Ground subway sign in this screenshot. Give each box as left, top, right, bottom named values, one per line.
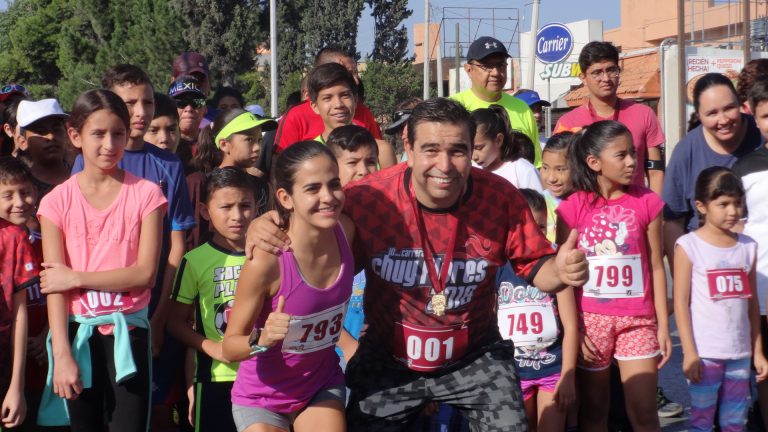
left=535, top=23, right=574, bottom=64
left=539, top=62, right=582, bottom=79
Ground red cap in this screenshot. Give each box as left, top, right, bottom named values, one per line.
left=172, top=52, right=209, bottom=78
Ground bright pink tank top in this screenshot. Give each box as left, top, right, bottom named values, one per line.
left=231, top=223, right=353, bottom=413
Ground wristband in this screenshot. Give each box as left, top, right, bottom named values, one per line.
left=646, top=159, right=665, bottom=171
left=248, top=328, right=269, bottom=355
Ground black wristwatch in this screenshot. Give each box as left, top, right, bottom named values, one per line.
left=248, top=328, right=269, bottom=355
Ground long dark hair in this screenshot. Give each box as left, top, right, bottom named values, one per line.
left=471, top=105, right=520, bottom=162
left=271, top=140, right=338, bottom=228
left=568, top=120, right=632, bottom=196
left=694, top=166, right=745, bottom=227
left=692, top=73, right=738, bottom=113
left=69, top=89, right=130, bottom=133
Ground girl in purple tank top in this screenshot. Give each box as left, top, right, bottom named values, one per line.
left=223, top=141, right=355, bottom=432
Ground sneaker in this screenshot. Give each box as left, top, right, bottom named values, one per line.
left=657, top=386, right=684, bottom=418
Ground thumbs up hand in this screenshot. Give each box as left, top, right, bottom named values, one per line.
left=555, top=229, right=589, bottom=287
left=261, top=296, right=291, bottom=348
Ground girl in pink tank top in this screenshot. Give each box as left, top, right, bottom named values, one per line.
left=223, top=141, right=355, bottom=432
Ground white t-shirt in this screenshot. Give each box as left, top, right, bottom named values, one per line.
left=492, top=159, right=543, bottom=192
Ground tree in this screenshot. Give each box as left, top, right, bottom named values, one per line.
left=366, top=0, right=411, bottom=64
left=0, top=0, right=69, bottom=97
left=300, top=0, right=364, bottom=59
left=360, top=61, right=421, bottom=120
left=56, top=0, right=187, bottom=107
left=169, top=0, right=264, bottom=87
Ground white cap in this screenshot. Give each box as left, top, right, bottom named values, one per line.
left=17, top=99, right=68, bottom=128
left=245, top=104, right=265, bottom=117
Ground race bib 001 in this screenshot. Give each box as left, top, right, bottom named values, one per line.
left=393, top=322, right=468, bottom=372
left=707, top=268, right=751, bottom=300
left=498, top=302, right=558, bottom=347
left=282, top=302, right=347, bottom=354
left=583, top=254, right=644, bottom=299
left=78, top=290, right=134, bottom=317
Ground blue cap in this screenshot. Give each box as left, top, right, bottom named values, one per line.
left=515, top=90, right=551, bottom=108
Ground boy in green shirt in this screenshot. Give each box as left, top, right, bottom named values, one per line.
left=168, top=167, right=256, bottom=432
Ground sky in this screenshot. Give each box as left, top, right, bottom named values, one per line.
left=357, top=0, right=622, bottom=58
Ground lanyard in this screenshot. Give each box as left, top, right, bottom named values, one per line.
left=409, top=182, right=461, bottom=310
left=588, top=98, right=621, bottom=123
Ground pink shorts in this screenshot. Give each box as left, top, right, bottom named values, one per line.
left=520, top=373, right=561, bottom=401
left=578, top=312, right=660, bottom=370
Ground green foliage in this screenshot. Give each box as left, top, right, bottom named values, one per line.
left=170, top=0, right=264, bottom=87
left=366, top=0, right=411, bottom=64
left=0, top=0, right=415, bottom=119
left=360, top=61, right=421, bottom=119
left=300, top=0, right=364, bottom=59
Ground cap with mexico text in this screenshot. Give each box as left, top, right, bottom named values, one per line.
left=466, top=36, right=511, bottom=61
left=168, top=76, right=206, bottom=99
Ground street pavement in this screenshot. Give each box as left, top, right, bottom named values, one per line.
left=659, top=318, right=689, bottom=431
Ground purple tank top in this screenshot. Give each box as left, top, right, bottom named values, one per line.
left=231, top=223, right=353, bottom=413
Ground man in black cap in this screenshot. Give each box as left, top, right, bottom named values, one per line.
left=451, top=36, right=542, bottom=166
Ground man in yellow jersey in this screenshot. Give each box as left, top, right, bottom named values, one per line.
left=452, top=36, right=541, bottom=167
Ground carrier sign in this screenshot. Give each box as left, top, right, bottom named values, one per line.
left=536, top=23, right=574, bottom=64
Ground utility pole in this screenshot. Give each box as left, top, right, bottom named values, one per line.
left=744, top=0, right=751, bottom=64
left=270, top=0, right=278, bottom=116
left=678, top=0, right=687, bottom=139
left=527, top=0, right=541, bottom=89
left=423, top=0, right=430, bottom=99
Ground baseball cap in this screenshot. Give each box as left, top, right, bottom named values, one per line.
left=172, top=52, right=209, bottom=78
left=214, top=112, right=278, bottom=147
left=466, top=37, right=510, bottom=61
left=17, top=99, right=69, bottom=128
left=245, top=104, right=266, bottom=117
left=515, top=90, right=551, bottom=108
left=168, top=76, right=206, bottom=100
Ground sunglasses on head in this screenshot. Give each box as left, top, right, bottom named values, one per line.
left=392, top=109, right=412, bottom=123
left=0, top=83, right=28, bottom=96
left=175, top=98, right=206, bottom=109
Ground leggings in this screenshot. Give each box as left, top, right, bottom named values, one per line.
left=688, top=357, right=750, bottom=432
left=66, top=323, right=150, bottom=432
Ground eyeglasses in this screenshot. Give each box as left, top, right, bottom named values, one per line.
left=469, top=62, right=508, bottom=73
left=175, top=98, right=206, bottom=109
left=587, top=66, right=621, bottom=80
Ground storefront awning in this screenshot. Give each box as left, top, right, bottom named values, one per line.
left=563, top=51, right=661, bottom=107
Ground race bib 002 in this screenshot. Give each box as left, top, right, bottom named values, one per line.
left=498, top=302, right=558, bottom=347
left=282, top=302, right=347, bottom=354
left=393, top=322, right=468, bottom=372
left=78, top=290, right=134, bottom=317
left=707, top=268, right=751, bottom=300
left=583, top=254, right=644, bottom=299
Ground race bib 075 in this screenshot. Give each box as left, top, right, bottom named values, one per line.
left=707, top=268, right=751, bottom=300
